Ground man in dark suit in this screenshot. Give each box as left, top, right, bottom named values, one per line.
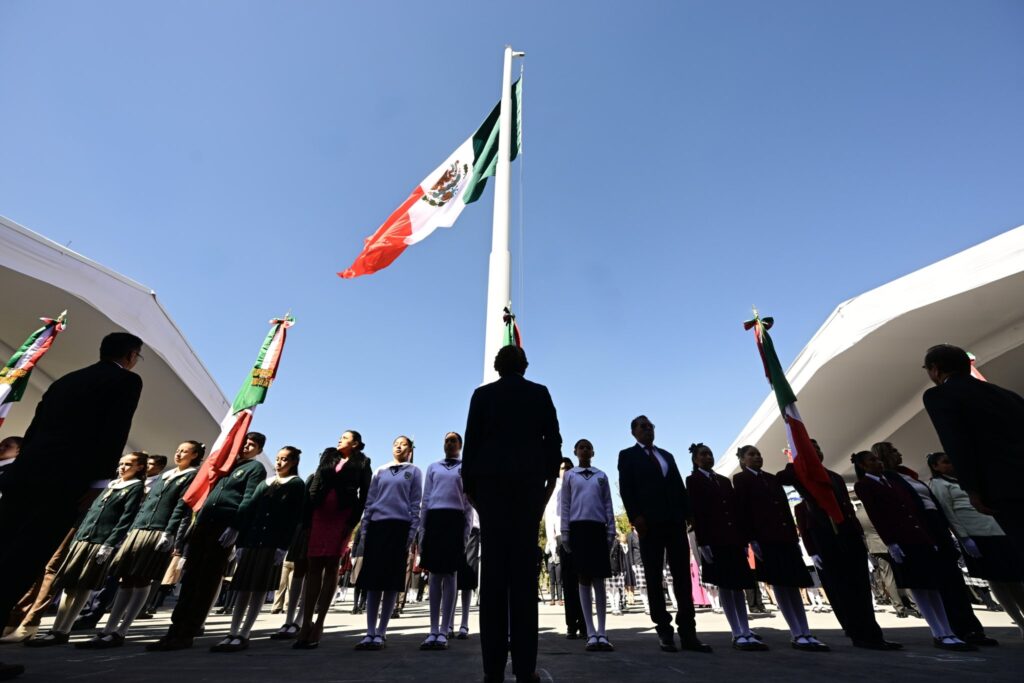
left=922, top=343, right=1024, bottom=552
left=617, top=416, right=711, bottom=653
left=0, top=332, right=143, bottom=679
left=461, top=345, right=562, bottom=683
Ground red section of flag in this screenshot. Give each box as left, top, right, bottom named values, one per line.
left=785, top=411, right=844, bottom=523
left=338, top=187, right=424, bottom=279
left=181, top=410, right=254, bottom=510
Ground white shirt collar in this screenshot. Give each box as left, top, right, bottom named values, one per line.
left=108, top=478, right=143, bottom=490
left=268, top=474, right=298, bottom=485
left=163, top=466, right=197, bottom=481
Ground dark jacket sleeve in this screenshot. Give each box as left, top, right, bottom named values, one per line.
left=96, top=372, right=143, bottom=478
left=461, top=387, right=485, bottom=501
left=538, top=386, right=563, bottom=486
left=165, top=471, right=198, bottom=534
left=352, top=458, right=372, bottom=524
left=235, top=481, right=268, bottom=532
left=794, top=502, right=818, bottom=556
left=274, top=480, right=306, bottom=549
left=232, top=467, right=266, bottom=525
left=923, top=386, right=981, bottom=494
left=103, top=483, right=144, bottom=547
left=617, top=449, right=640, bottom=523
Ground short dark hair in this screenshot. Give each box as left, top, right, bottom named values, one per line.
left=0, top=436, right=23, bottom=451
left=629, top=415, right=650, bottom=432
left=148, top=454, right=168, bottom=469
left=924, top=344, right=971, bottom=375
left=573, top=438, right=593, bottom=451
left=850, top=450, right=872, bottom=479
left=736, top=444, right=758, bottom=461
left=100, top=332, right=143, bottom=361
left=245, top=432, right=267, bottom=449
left=559, top=457, right=574, bottom=470
left=494, top=345, right=528, bottom=376
left=445, top=431, right=463, bottom=446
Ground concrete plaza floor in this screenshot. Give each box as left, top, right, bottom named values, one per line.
left=2, top=595, right=1021, bottom=682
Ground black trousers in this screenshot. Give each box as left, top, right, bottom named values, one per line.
left=478, top=513, right=541, bottom=679
left=815, top=532, right=884, bottom=643
left=0, top=485, right=80, bottom=620
left=547, top=560, right=561, bottom=601
left=167, top=519, right=231, bottom=639
left=557, top=546, right=584, bottom=633
left=993, top=504, right=1024, bottom=562
left=638, top=521, right=696, bottom=639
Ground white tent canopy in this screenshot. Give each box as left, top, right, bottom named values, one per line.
left=718, top=224, right=1024, bottom=480
left=0, top=215, right=228, bottom=456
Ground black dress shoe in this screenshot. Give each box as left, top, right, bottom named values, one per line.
left=145, top=637, right=193, bottom=652
left=565, top=631, right=580, bottom=640
left=963, top=632, right=998, bottom=646
left=658, top=635, right=678, bottom=652
left=679, top=635, right=713, bottom=653
left=851, top=638, right=901, bottom=651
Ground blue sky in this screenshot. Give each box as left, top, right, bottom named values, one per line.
left=2, top=1, right=1022, bottom=506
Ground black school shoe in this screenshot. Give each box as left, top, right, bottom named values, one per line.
left=678, top=633, right=713, bottom=653
left=851, top=638, right=902, bottom=651
left=963, top=632, right=998, bottom=647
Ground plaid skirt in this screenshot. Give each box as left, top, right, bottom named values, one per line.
left=111, top=529, right=172, bottom=582
left=632, top=563, right=647, bottom=591
left=58, top=541, right=115, bottom=591
left=233, top=546, right=284, bottom=592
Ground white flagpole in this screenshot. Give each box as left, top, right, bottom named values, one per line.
left=482, top=45, right=524, bottom=384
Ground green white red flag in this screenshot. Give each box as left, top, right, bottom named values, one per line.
left=502, top=306, right=521, bottom=348
left=0, top=312, right=67, bottom=427
left=183, top=315, right=294, bottom=510
left=339, top=78, right=522, bottom=279
left=743, top=313, right=843, bottom=523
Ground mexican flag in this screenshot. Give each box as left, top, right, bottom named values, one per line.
left=183, top=315, right=294, bottom=510
left=0, top=312, right=67, bottom=427
left=339, top=78, right=522, bottom=279
left=503, top=306, right=521, bottom=347
left=744, top=314, right=844, bottom=523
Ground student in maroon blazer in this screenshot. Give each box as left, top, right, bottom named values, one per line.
left=851, top=451, right=973, bottom=652
left=733, top=446, right=827, bottom=652
left=780, top=439, right=899, bottom=651
left=685, top=443, right=764, bottom=651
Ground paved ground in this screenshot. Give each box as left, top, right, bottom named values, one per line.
left=2, top=597, right=1021, bottom=682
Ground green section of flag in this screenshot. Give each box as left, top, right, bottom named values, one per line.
left=0, top=322, right=52, bottom=404
left=759, top=321, right=798, bottom=413
left=230, top=320, right=284, bottom=414
left=463, top=77, right=522, bottom=205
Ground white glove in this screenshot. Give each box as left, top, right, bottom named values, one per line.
left=177, top=555, right=187, bottom=570
left=219, top=527, right=240, bottom=548
left=274, top=548, right=287, bottom=565
left=155, top=532, right=173, bottom=552
left=698, top=545, right=714, bottom=563
left=961, top=538, right=982, bottom=558
left=811, top=555, right=823, bottom=570
left=750, top=541, right=763, bottom=560
left=887, top=543, right=905, bottom=564
left=94, top=545, right=114, bottom=564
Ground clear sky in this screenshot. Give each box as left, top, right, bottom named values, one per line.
left=2, top=1, right=1022, bottom=506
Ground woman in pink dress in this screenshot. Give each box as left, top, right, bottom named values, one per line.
left=294, top=431, right=372, bottom=649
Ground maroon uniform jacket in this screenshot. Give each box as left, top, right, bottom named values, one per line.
left=686, top=470, right=745, bottom=546
left=853, top=473, right=934, bottom=547
left=732, top=468, right=799, bottom=545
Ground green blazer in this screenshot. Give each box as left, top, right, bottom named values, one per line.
left=131, top=468, right=198, bottom=532
left=75, top=479, right=145, bottom=546
left=236, top=475, right=306, bottom=549
left=197, top=458, right=266, bottom=527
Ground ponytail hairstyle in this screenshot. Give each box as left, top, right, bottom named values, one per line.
left=736, top=444, right=758, bottom=462
left=850, top=451, right=872, bottom=480
left=689, top=442, right=710, bottom=471
left=280, top=446, right=301, bottom=477
left=183, top=440, right=205, bottom=467
left=925, top=451, right=946, bottom=480
left=127, top=451, right=149, bottom=480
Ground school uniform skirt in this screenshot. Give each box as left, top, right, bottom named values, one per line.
left=963, top=535, right=1024, bottom=581
left=58, top=541, right=116, bottom=590
left=754, top=541, right=813, bottom=588
left=699, top=544, right=755, bottom=590
left=420, top=508, right=466, bottom=575
left=355, top=519, right=411, bottom=592
left=232, top=546, right=284, bottom=592
left=891, top=544, right=942, bottom=590
left=111, top=528, right=172, bottom=582
left=568, top=521, right=612, bottom=579
left=457, top=528, right=481, bottom=590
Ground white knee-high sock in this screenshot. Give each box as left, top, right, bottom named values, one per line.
left=102, top=587, right=133, bottom=635
left=719, top=589, right=748, bottom=637
left=230, top=591, right=252, bottom=636
left=459, top=589, right=472, bottom=630
left=989, top=582, right=1024, bottom=631
left=377, top=591, right=398, bottom=637
left=240, top=592, right=264, bottom=638
left=578, top=584, right=596, bottom=638
left=774, top=585, right=809, bottom=637
left=593, top=580, right=607, bottom=636
left=440, top=574, right=457, bottom=635
left=54, top=588, right=93, bottom=634
left=428, top=573, right=443, bottom=634
left=910, top=589, right=953, bottom=638
left=366, top=591, right=382, bottom=637
left=117, top=585, right=152, bottom=636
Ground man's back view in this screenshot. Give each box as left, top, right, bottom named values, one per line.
left=462, top=345, right=561, bottom=683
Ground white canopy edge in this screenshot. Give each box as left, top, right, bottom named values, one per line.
left=717, top=224, right=1024, bottom=475
left=0, top=215, right=229, bottom=422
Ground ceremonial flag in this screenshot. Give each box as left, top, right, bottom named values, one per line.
left=183, top=315, right=294, bottom=510
left=967, top=351, right=987, bottom=382
left=0, top=312, right=67, bottom=427
left=339, top=78, right=522, bottom=279
left=744, top=313, right=843, bottom=523
left=502, top=306, right=521, bottom=348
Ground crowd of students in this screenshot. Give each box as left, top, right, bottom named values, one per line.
left=1, top=427, right=1022, bottom=660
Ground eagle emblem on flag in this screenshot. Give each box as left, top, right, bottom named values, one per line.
left=421, top=161, right=469, bottom=207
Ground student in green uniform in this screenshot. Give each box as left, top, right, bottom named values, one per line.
left=78, top=441, right=206, bottom=648
left=147, top=432, right=269, bottom=651
left=25, top=452, right=146, bottom=646
left=211, top=446, right=305, bottom=652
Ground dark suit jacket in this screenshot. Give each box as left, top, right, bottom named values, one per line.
left=3, top=360, right=142, bottom=495
left=461, top=374, right=562, bottom=521
left=732, top=468, right=799, bottom=545
left=686, top=470, right=744, bottom=546
left=854, top=474, right=933, bottom=546
left=778, top=464, right=862, bottom=538
left=923, top=373, right=1024, bottom=504
left=617, top=445, right=689, bottom=527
